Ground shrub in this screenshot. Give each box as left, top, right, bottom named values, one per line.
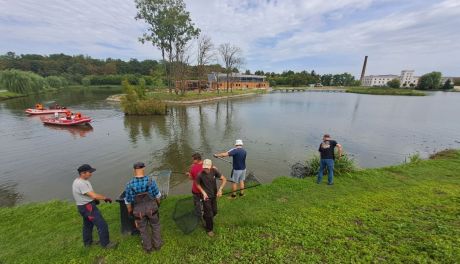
left=417, top=72, right=442, bottom=90
left=442, top=79, right=454, bottom=90
left=45, top=76, right=66, bottom=88
left=120, top=79, right=166, bottom=115
left=408, top=153, right=422, bottom=163
left=0, top=69, right=47, bottom=94
left=81, top=76, right=91, bottom=87
left=290, top=152, right=356, bottom=178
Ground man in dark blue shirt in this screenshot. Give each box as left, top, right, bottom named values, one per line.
left=318, top=134, right=343, bottom=185
left=214, top=139, right=247, bottom=198
left=124, top=162, right=163, bottom=253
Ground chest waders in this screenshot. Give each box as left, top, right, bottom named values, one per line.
left=132, top=177, right=163, bottom=251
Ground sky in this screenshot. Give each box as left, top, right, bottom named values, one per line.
left=0, top=0, right=459, bottom=77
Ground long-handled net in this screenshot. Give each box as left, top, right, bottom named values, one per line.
left=151, top=170, right=171, bottom=199
left=172, top=170, right=262, bottom=234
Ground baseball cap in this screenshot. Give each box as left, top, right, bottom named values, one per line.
left=77, top=164, right=96, bottom=174
left=235, top=139, right=243, bottom=146
left=202, top=159, right=212, bottom=169
left=133, top=162, right=145, bottom=169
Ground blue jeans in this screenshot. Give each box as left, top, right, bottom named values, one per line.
left=77, top=201, right=110, bottom=247
left=317, top=159, right=334, bottom=184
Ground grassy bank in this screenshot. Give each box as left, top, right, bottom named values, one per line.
left=148, top=89, right=266, bottom=102
left=1, top=151, right=460, bottom=263
left=0, top=91, right=26, bottom=101
left=346, top=87, right=426, bottom=96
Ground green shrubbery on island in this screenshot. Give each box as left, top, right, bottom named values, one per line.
left=120, top=79, right=166, bottom=115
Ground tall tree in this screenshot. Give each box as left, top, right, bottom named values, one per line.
left=135, top=0, right=200, bottom=93
left=218, top=43, right=243, bottom=93
left=442, top=79, right=453, bottom=90
left=196, top=35, right=214, bottom=94
left=417, top=72, right=442, bottom=90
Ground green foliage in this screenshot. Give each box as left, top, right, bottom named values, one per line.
left=291, top=152, right=356, bottom=178
left=81, top=76, right=91, bottom=87
left=81, top=74, right=154, bottom=86
left=121, top=79, right=166, bottom=115
left=442, top=79, right=454, bottom=90
left=0, top=69, right=48, bottom=94
left=387, top=78, right=401, bottom=88
left=346, top=87, right=425, bottom=96
left=136, top=78, right=147, bottom=100
left=1, top=150, right=459, bottom=263
left=267, top=71, right=357, bottom=87
left=304, top=152, right=356, bottom=177
left=417, top=71, right=442, bottom=90
left=408, top=152, right=422, bottom=163
left=45, top=76, right=67, bottom=88
left=0, top=52, right=160, bottom=77
left=135, top=0, right=200, bottom=92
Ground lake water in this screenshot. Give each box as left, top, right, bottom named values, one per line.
left=1, top=88, right=460, bottom=206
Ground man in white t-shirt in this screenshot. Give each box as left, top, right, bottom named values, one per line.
left=72, top=164, right=117, bottom=249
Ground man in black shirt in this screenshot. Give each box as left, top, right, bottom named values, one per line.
left=196, top=159, right=227, bottom=237
left=318, top=134, right=343, bottom=185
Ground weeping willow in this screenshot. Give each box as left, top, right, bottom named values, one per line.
left=0, top=69, right=49, bottom=94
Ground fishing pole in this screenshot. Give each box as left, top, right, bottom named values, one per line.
left=214, top=155, right=232, bottom=164
left=213, top=154, right=263, bottom=188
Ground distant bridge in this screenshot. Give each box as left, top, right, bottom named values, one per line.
left=270, top=87, right=346, bottom=93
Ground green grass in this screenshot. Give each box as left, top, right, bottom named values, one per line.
left=1, top=150, right=460, bottom=263
left=346, top=87, right=426, bottom=96
left=0, top=90, right=26, bottom=101
left=148, top=89, right=266, bottom=101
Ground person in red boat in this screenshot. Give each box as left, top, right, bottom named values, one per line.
left=65, top=110, right=72, bottom=120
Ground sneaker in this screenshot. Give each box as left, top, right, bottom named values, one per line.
left=228, top=194, right=237, bottom=200
left=239, top=193, right=245, bottom=197
left=102, top=241, right=118, bottom=249
left=327, top=183, right=334, bottom=186
left=207, top=231, right=215, bottom=237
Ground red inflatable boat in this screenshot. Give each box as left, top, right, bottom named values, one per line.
left=25, top=108, right=69, bottom=115
left=42, top=116, right=92, bottom=126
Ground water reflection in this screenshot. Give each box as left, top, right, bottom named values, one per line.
left=2, top=87, right=122, bottom=115
left=3, top=90, right=460, bottom=204
left=0, top=181, right=22, bottom=207
left=122, top=101, right=243, bottom=187
left=43, top=124, right=94, bottom=138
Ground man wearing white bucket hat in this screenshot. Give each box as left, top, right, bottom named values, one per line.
left=214, top=139, right=247, bottom=199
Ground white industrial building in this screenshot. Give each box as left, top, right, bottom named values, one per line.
left=362, top=70, right=419, bottom=87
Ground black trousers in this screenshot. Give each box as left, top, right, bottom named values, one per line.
left=77, top=202, right=110, bottom=247
left=192, top=192, right=203, bottom=218
left=202, top=197, right=217, bottom=232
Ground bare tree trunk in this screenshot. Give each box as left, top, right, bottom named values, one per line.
left=226, top=72, right=229, bottom=93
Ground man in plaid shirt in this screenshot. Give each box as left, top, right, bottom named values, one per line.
left=124, top=162, right=163, bottom=253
